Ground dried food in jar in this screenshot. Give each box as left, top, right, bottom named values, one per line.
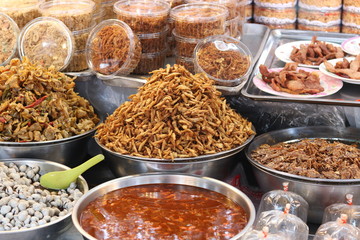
left=132, top=49, right=167, bottom=75
left=164, top=0, right=185, bottom=8
left=92, top=9, right=105, bottom=24
left=170, top=3, right=228, bottom=38
left=342, top=25, right=360, bottom=34
left=194, top=35, right=252, bottom=86
left=19, top=17, right=74, bottom=71
left=114, top=0, right=170, bottom=34
left=0, top=13, right=19, bottom=66
left=323, top=55, right=360, bottom=79
left=245, top=3, right=253, bottom=21
left=86, top=19, right=142, bottom=76
left=185, top=0, right=237, bottom=19
left=254, top=0, right=297, bottom=8
left=344, top=0, right=360, bottom=13
left=173, top=30, right=202, bottom=58
left=263, top=22, right=296, bottom=29
left=101, top=0, right=117, bottom=20
left=342, top=11, right=360, bottom=28
left=175, top=55, right=195, bottom=73
left=299, top=0, right=342, bottom=11
left=298, top=23, right=340, bottom=32
left=96, top=64, right=255, bottom=159
left=254, top=5, right=296, bottom=25
left=226, top=16, right=240, bottom=38
left=72, top=24, right=94, bottom=51
left=251, top=138, right=360, bottom=179
left=0, top=0, right=43, bottom=29
left=297, top=8, right=341, bottom=28
left=137, top=27, right=168, bottom=53
left=39, top=0, right=95, bottom=31
left=64, top=50, right=88, bottom=72
left=167, top=36, right=176, bottom=57
left=0, top=57, right=100, bottom=142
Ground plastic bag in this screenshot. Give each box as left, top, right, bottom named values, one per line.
left=314, top=214, right=360, bottom=240
left=323, top=194, right=360, bottom=228
left=241, top=226, right=290, bottom=240
left=257, top=182, right=308, bottom=222
left=254, top=204, right=309, bottom=240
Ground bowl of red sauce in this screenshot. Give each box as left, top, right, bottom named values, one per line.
left=72, top=173, right=255, bottom=240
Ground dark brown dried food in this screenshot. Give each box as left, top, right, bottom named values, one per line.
left=132, top=51, right=166, bottom=75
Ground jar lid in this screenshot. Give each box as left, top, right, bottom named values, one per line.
left=18, top=17, right=74, bottom=71
left=194, top=35, right=252, bottom=86
left=170, top=3, right=228, bottom=22
left=114, top=0, right=170, bottom=17
left=0, top=12, right=20, bottom=66
left=0, top=0, right=44, bottom=11
left=39, top=0, right=95, bottom=16
left=86, top=19, right=141, bottom=77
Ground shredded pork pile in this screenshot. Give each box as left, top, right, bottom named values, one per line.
left=96, top=64, right=254, bottom=159
left=251, top=139, right=360, bottom=179
left=0, top=57, right=100, bottom=142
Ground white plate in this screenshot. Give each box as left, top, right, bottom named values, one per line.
left=341, top=36, right=360, bottom=56
left=253, top=67, right=343, bottom=98
left=319, top=57, right=360, bottom=85
left=275, top=40, right=342, bottom=69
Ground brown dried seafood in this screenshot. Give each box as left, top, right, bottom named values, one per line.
left=324, top=55, right=360, bottom=79
left=0, top=57, right=100, bottom=142
left=96, top=64, right=254, bottom=159
left=251, top=138, right=360, bottom=179
left=290, top=36, right=344, bottom=65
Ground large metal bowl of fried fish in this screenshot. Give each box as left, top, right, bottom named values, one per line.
left=95, top=65, right=256, bottom=180
left=0, top=58, right=100, bottom=166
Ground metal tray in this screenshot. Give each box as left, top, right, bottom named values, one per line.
left=241, top=29, right=360, bottom=106
left=97, top=23, right=270, bottom=95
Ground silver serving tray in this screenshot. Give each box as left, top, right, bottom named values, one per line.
left=241, top=29, right=360, bottom=106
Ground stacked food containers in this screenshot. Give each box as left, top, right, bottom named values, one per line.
left=253, top=0, right=297, bottom=29
left=297, top=0, right=342, bottom=32
left=114, top=0, right=171, bottom=75
left=342, top=0, right=360, bottom=34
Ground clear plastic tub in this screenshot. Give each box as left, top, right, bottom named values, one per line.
left=132, top=48, right=168, bottom=75
left=245, top=4, right=253, bottom=21
left=86, top=19, right=142, bottom=77
left=72, top=23, right=95, bottom=51
left=184, top=0, right=237, bottom=19
left=194, top=35, right=252, bottom=87
left=114, top=0, right=170, bottom=34
left=344, top=0, right=360, bottom=8
left=297, top=8, right=341, bottom=26
left=342, top=10, right=360, bottom=28
left=254, top=5, right=296, bottom=25
left=0, top=13, right=20, bottom=66
left=170, top=3, right=228, bottom=38
left=226, top=16, right=240, bottom=38
left=93, top=9, right=105, bottom=25
left=137, top=26, right=168, bottom=53
left=342, top=25, right=360, bottom=34
left=254, top=0, right=297, bottom=8
left=101, top=0, right=117, bottom=20
left=173, top=29, right=202, bottom=57
left=167, top=36, right=176, bottom=57
left=39, top=0, right=95, bottom=31
left=299, top=0, right=342, bottom=11
left=0, top=0, right=44, bottom=29
left=298, top=23, right=340, bottom=32
left=263, top=22, right=296, bottom=29
left=64, top=49, right=88, bottom=72
left=18, top=17, right=74, bottom=71
left=164, top=0, right=185, bottom=8
left=175, top=55, right=195, bottom=73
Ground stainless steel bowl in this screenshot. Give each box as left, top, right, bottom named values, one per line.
left=0, top=159, right=88, bottom=240
left=95, top=128, right=255, bottom=180
left=72, top=173, right=256, bottom=240
left=245, top=126, right=360, bottom=224
left=0, top=129, right=96, bottom=167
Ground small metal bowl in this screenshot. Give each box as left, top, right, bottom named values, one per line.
left=245, top=126, right=360, bottom=224
left=0, top=158, right=88, bottom=240
left=95, top=127, right=255, bottom=180
left=72, top=173, right=256, bottom=240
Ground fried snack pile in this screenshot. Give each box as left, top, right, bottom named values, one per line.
left=96, top=64, right=254, bottom=160
left=290, top=36, right=344, bottom=66
left=260, top=62, right=324, bottom=94
left=324, top=55, right=360, bottom=79
left=0, top=57, right=100, bottom=142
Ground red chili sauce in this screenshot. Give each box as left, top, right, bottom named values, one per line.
left=80, top=184, right=249, bottom=240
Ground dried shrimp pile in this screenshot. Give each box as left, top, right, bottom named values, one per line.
left=96, top=64, right=254, bottom=159
left=0, top=57, right=100, bottom=142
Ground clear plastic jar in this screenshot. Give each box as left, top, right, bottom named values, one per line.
left=93, top=9, right=105, bottom=25
left=342, top=10, right=360, bottom=28
left=264, top=22, right=296, bottom=29
left=72, top=24, right=95, bottom=51
left=185, top=0, right=237, bottom=19
left=39, top=0, right=95, bottom=31
left=101, top=0, right=117, bottom=20
left=19, top=17, right=74, bottom=71
left=226, top=16, right=240, bottom=38
left=175, top=55, right=195, bottom=73
left=297, top=8, right=341, bottom=30
left=137, top=27, right=168, bottom=53
left=299, top=0, right=342, bottom=11
left=254, top=6, right=296, bottom=25
left=64, top=49, right=88, bottom=72
left=0, top=0, right=44, bottom=29
left=298, top=23, right=340, bottom=32
left=342, top=25, right=360, bottom=34
left=132, top=48, right=167, bottom=75
left=245, top=4, right=253, bottom=21
left=344, top=0, right=360, bottom=8
left=170, top=3, right=228, bottom=38
left=254, top=0, right=297, bottom=8
left=114, top=0, right=170, bottom=34
left=173, top=29, right=202, bottom=57
left=0, top=13, right=20, bottom=66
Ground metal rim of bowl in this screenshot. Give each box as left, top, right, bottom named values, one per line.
left=95, top=126, right=256, bottom=162
left=72, top=172, right=256, bottom=240
left=0, top=158, right=89, bottom=235
left=245, top=126, right=360, bottom=184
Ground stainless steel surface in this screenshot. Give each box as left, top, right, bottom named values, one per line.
left=241, top=29, right=360, bottom=106
left=0, top=159, right=88, bottom=240
left=72, top=173, right=256, bottom=240
left=245, top=126, right=360, bottom=224
left=0, top=129, right=96, bottom=167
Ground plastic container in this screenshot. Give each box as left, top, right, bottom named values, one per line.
left=167, top=36, right=176, bottom=57
left=241, top=227, right=290, bottom=240
left=18, top=17, right=74, bottom=71
left=64, top=49, right=88, bottom=72
left=0, top=0, right=44, bottom=29
left=101, top=0, right=117, bottom=20
left=226, top=16, right=240, bottom=38
left=93, top=9, right=105, bottom=25
left=39, top=0, right=95, bottom=31
left=164, top=0, right=185, bottom=8
left=175, top=55, right=195, bottom=73
left=344, top=0, right=360, bottom=13
left=297, top=23, right=340, bottom=32
left=0, top=13, right=20, bottom=66
left=342, top=25, right=360, bottom=34
left=114, top=0, right=170, bottom=34
left=342, top=10, right=360, bottom=28
left=254, top=0, right=296, bottom=8
left=132, top=48, right=167, bottom=75
left=137, top=27, right=168, bottom=53
left=194, top=35, right=253, bottom=87
left=297, top=8, right=341, bottom=27
left=299, top=0, right=342, bottom=11
left=184, top=0, right=237, bottom=19
left=245, top=3, right=253, bottom=21
left=254, top=6, right=296, bottom=25
left=173, top=29, right=202, bottom=57
left=86, top=19, right=142, bottom=77
left=72, top=24, right=95, bottom=51
left=264, top=23, right=296, bottom=29
left=170, top=3, right=228, bottom=38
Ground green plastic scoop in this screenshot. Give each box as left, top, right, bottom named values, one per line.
left=40, top=154, right=105, bottom=190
